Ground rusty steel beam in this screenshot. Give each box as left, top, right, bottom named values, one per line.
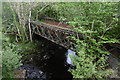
left=30, top=21, right=82, bottom=51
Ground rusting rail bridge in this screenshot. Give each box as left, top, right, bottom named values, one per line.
left=30, top=20, right=82, bottom=50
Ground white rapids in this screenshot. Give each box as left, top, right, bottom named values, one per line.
left=66, top=49, right=76, bottom=66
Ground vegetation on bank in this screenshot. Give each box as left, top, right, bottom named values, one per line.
left=2, top=2, right=120, bottom=79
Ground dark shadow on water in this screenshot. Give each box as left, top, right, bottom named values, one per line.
left=19, top=34, right=73, bottom=80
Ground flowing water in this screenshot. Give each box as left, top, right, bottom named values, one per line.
left=18, top=34, right=120, bottom=79
left=18, top=34, right=74, bottom=80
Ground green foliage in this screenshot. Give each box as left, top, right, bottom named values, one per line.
left=2, top=3, right=17, bottom=33
left=2, top=2, right=40, bottom=42
left=2, top=2, right=120, bottom=79
left=52, top=2, right=120, bottom=79
left=52, top=2, right=83, bottom=21
left=17, top=41, right=43, bottom=62
left=32, top=3, right=61, bottom=21
left=52, top=2, right=119, bottom=38
left=2, top=46, right=22, bottom=78
left=68, top=35, right=113, bottom=79
left=43, top=6, right=60, bottom=19
left=69, top=49, right=112, bottom=79
left=2, top=2, right=26, bottom=41
left=2, top=34, right=22, bottom=78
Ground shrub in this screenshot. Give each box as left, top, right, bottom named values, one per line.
left=53, top=2, right=120, bottom=79
left=2, top=35, right=22, bottom=78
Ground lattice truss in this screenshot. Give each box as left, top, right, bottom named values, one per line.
left=30, top=21, right=82, bottom=50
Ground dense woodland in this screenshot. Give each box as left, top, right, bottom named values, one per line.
left=1, top=2, right=120, bottom=79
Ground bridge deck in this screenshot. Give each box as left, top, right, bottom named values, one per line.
left=30, top=20, right=82, bottom=50
left=43, top=20, right=73, bottom=30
